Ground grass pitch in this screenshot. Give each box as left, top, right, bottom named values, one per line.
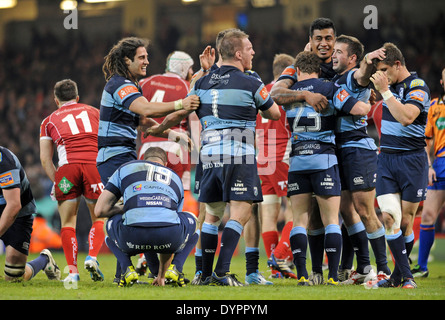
left=1, top=251, right=445, bottom=302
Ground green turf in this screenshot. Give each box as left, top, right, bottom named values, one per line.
left=1, top=251, right=444, bottom=301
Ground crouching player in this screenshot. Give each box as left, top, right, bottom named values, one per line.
left=0, top=146, right=61, bottom=282
left=94, top=147, right=199, bottom=286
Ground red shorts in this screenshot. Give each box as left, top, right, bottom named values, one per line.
left=258, top=161, right=289, bottom=197
left=55, top=163, right=103, bottom=201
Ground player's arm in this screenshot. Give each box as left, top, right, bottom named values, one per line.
left=94, top=189, right=123, bottom=218
left=129, top=94, right=200, bottom=118
left=371, top=71, right=421, bottom=126
left=39, top=139, right=56, bottom=182
left=354, top=48, right=386, bottom=87
left=426, top=138, right=436, bottom=185
left=348, top=100, right=372, bottom=116
left=270, top=79, right=328, bottom=112
left=260, top=102, right=281, bottom=121
left=0, top=187, right=21, bottom=237
left=152, top=253, right=174, bottom=286
left=144, top=110, right=193, bottom=138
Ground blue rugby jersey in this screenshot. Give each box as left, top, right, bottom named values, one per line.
left=105, top=160, right=184, bottom=227
left=0, top=146, right=36, bottom=218
left=285, top=78, right=360, bottom=172
left=332, top=69, right=377, bottom=150
left=189, top=65, right=274, bottom=162
left=380, top=73, right=430, bottom=153
left=97, top=75, right=143, bottom=164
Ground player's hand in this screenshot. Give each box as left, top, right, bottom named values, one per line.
left=365, top=48, right=386, bottom=64
left=199, top=45, right=216, bottom=71
left=170, top=131, right=194, bottom=152
left=369, top=89, right=377, bottom=105
left=152, top=276, right=166, bottom=286
left=143, top=123, right=163, bottom=138
left=370, top=71, right=389, bottom=93
left=428, top=166, right=436, bottom=186
left=182, top=95, right=200, bottom=111
left=50, top=183, right=56, bottom=201
left=306, top=92, right=328, bottom=112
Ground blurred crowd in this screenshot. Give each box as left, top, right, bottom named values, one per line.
left=0, top=10, right=444, bottom=233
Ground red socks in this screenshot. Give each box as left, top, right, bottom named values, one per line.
left=262, top=231, right=279, bottom=258
left=61, top=227, right=78, bottom=273
left=273, top=221, right=293, bottom=260
left=61, top=221, right=105, bottom=274
left=88, top=221, right=105, bottom=257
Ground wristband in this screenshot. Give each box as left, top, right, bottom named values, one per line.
left=364, top=53, right=371, bottom=64
left=381, top=90, right=393, bottom=101
left=174, top=99, right=183, bottom=110
left=201, top=68, right=210, bottom=73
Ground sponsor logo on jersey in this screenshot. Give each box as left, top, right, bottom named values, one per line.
left=118, top=85, right=139, bottom=100
left=259, top=87, right=269, bottom=100
left=410, top=79, right=425, bottom=88
left=336, top=89, right=349, bottom=102
left=0, top=172, right=14, bottom=187
left=58, top=176, right=74, bottom=194
left=408, top=89, right=426, bottom=102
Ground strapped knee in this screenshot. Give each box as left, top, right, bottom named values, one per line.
left=205, top=202, right=226, bottom=227
left=4, top=263, right=26, bottom=282
left=377, top=193, right=402, bottom=234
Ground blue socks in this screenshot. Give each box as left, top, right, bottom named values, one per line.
left=290, top=226, right=308, bottom=279
left=214, top=220, right=243, bottom=276
left=418, top=224, right=435, bottom=271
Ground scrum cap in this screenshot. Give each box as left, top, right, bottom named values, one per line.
left=166, top=51, right=194, bottom=80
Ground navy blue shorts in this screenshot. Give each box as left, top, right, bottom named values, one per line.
left=287, top=165, right=341, bottom=196
left=106, top=211, right=197, bottom=255
left=0, top=214, right=34, bottom=255
left=337, top=147, right=377, bottom=191
left=197, top=156, right=263, bottom=203
left=376, top=150, right=428, bottom=202
left=97, top=152, right=137, bottom=185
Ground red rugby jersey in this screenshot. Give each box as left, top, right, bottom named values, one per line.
left=40, top=102, right=99, bottom=166
left=256, top=81, right=291, bottom=163
left=140, top=73, right=190, bottom=143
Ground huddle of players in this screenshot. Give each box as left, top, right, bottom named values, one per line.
left=184, top=17, right=429, bottom=289
left=1, top=17, right=430, bottom=290
left=159, top=17, right=429, bottom=289
left=263, top=18, right=430, bottom=289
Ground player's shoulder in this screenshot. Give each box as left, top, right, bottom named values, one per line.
left=105, top=75, right=137, bottom=92
left=406, top=73, right=430, bottom=93
left=0, top=146, right=15, bottom=167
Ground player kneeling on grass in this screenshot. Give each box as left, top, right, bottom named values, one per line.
left=94, top=147, right=199, bottom=287
left=0, top=146, right=61, bottom=282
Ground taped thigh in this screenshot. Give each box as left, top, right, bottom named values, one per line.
left=262, top=194, right=281, bottom=205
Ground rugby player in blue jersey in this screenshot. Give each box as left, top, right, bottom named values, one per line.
left=98, top=37, right=199, bottom=282
left=331, top=35, right=392, bottom=284
left=94, top=147, right=199, bottom=287
left=0, top=146, right=61, bottom=282
left=285, top=51, right=371, bottom=286
left=370, top=43, right=431, bottom=289
left=270, top=18, right=336, bottom=285
left=190, top=29, right=281, bottom=286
